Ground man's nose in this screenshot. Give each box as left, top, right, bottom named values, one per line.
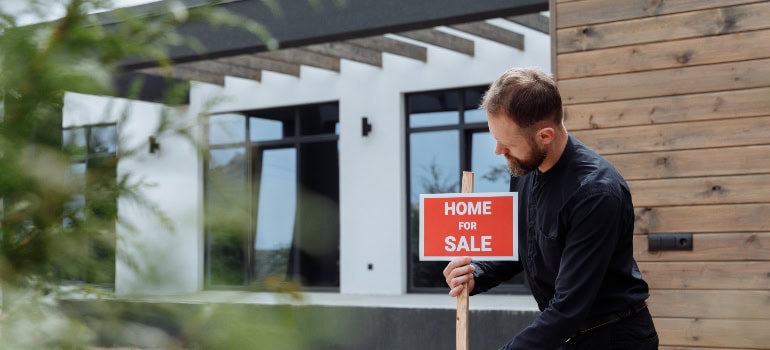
left=494, top=143, right=505, bottom=155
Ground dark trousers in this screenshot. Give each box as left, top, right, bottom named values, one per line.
left=561, top=308, right=659, bottom=350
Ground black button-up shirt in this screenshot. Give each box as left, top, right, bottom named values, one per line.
left=471, top=135, right=649, bottom=350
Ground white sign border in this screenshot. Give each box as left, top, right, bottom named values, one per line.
left=419, top=192, right=519, bottom=261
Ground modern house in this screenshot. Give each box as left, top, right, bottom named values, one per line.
left=62, top=0, right=769, bottom=349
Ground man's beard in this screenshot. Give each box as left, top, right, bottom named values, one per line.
left=505, top=144, right=547, bottom=177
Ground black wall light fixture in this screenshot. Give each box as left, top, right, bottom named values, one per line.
left=648, top=233, right=693, bottom=251
left=148, top=136, right=160, bottom=154
left=362, top=117, right=372, bottom=136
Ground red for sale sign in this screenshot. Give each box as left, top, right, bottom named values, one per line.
left=419, top=192, right=518, bottom=261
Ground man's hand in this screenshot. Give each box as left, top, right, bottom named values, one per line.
left=443, top=256, right=476, bottom=297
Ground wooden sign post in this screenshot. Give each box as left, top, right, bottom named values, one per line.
left=419, top=171, right=519, bottom=350
left=457, top=171, right=474, bottom=350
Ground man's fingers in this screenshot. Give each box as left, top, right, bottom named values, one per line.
left=448, top=284, right=464, bottom=297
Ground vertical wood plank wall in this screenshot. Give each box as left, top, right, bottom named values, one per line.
left=551, top=0, right=770, bottom=349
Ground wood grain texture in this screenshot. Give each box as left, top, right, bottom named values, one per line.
left=629, top=174, right=770, bottom=207
left=558, top=0, right=763, bottom=28
left=605, top=145, right=770, bottom=181
left=557, top=2, right=770, bottom=53
left=397, top=29, right=475, bottom=56
left=656, top=318, right=770, bottom=349
left=634, top=233, right=770, bottom=262
left=303, top=42, right=383, bottom=67
left=347, top=36, right=427, bottom=62
left=573, top=115, right=770, bottom=155
left=564, top=87, right=770, bottom=131
left=257, top=49, right=340, bottom=72
left=634, top=204, right=770, bottom=233
left=638, top=261, right=770, bottom=290
left=450, top=22, right=524, bottom=50
left=558, top=29, right=770, bottom=79
left=648, top=290, right=770, bottom=319
left=559, top=58, right=770, bottom=104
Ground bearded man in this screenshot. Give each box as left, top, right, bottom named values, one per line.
left=443, top=67, right=658, bottom=350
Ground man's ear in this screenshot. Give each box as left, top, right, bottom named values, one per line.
left=537, top=127, right=555, bottom=145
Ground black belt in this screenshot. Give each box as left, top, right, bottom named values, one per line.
left=566, top=301, right=648, bottom=343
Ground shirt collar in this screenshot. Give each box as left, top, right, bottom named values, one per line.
left=536, top=134, right=575, bottom=181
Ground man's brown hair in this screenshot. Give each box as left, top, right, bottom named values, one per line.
left=480, top=67, right=563, bottom=129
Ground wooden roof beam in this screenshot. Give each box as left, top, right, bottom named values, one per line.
left=346, top=36, right=427, bottom=62
left=177, top=60, right=262, bottom=82
left=217, top=55, right=300, bottom=77
left=302, top=42, right=382, bottom=67
left=257, top=49, right=340, bottom=72
left=505, top=13, right=549, bottom=34
left=139, top=66, right=225, bottom=86
left=450, top=21, right=524, bottom=50
left=396, top=29, right=474, bottom=56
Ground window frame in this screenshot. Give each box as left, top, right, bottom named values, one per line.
left=203, top=102, right=340, bottom=292
left=60, top=123, right=118, bottom=289
left=404, top=86, right=529, bottom=294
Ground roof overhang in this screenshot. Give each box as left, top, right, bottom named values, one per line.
left=109, top=0, right=548, bottom=69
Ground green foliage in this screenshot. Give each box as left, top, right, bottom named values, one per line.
left=0, top=1, right=348, bottom=348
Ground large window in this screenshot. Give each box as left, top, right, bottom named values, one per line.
left=205, top=102, right=340, bottom=290
left=406, top=87, right=527, bottom=293
left=60, top=124, right=118, bottom=286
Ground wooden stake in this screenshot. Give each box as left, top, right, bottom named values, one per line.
left=457, top=171, right=474, bottom=350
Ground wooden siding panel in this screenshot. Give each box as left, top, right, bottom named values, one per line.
left=606, top=145, right=770, bottom=181
left=558, top=0, right=763, bottom=29
left=634, top=204, right=770, bottom=234
left=564, top=87, right=770, bottom=131
left=656, top=318, right=770, bottom=349
left=634, top=233, right=770, bottom=262
left=559, top=58, right=770, bottom=104
left=648, top=290, right=770, bottom=319
left=558, top=30, right=770, bottom=79
left=573, top=115, right=770, bottom=155
left=554, top=1, right=770, bottom=348
left=629, top=174, right=770, bottom=207
left=638, top=261, right=770, bottom=290
left=557, top=2, right=770, bottom=53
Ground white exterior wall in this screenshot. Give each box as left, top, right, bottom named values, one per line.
left=63, top=93, right=203, bottom=295
left=63, top=21, right=549, bottom=297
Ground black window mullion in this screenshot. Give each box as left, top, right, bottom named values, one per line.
left=244, top=116, right=254, bottom=283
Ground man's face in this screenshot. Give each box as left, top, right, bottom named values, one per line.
left=487, top=112, right=547, bottom=177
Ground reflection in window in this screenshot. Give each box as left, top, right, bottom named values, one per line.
left=464, top=109, right=487, bottom=124
left=89, top=125, right=117, bottom=153
left=254, top=148, right=297, bottom=280
left=60, top=124, right=118, bottom=286
left=409, top=131, right=460, bottom=204
left=205, top=102, right=340, bottom=290
left=206, top=148, right=248, bottom=286
left=250, top=118, right=285, bottom=142
left=406, top=87, right=526, bottom=293
left=409, top=111, right=459, bottom=128
left=472, top=132, right=508, bottom=193
left=209, top=113, right=246, bottom=145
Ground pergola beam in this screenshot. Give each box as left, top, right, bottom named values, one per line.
left=178, top=61, right=262, bottom=81
left=505, top=13, right=549, bottom=34
left=347, top=36, right=427, bottom=62
left=396, top=29, right=474, bottom=56
left=256, top=49, right=341, bottom=72
left=139, top=66, right=226, bottom=86
left=303, top=43, right=383, bottom=68
left=217, top=55, right=300, bottom=77
left=450, top=22, right=524, bottom=50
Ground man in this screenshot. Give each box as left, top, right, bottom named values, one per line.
left=443, top=67, right=658, bottom=350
